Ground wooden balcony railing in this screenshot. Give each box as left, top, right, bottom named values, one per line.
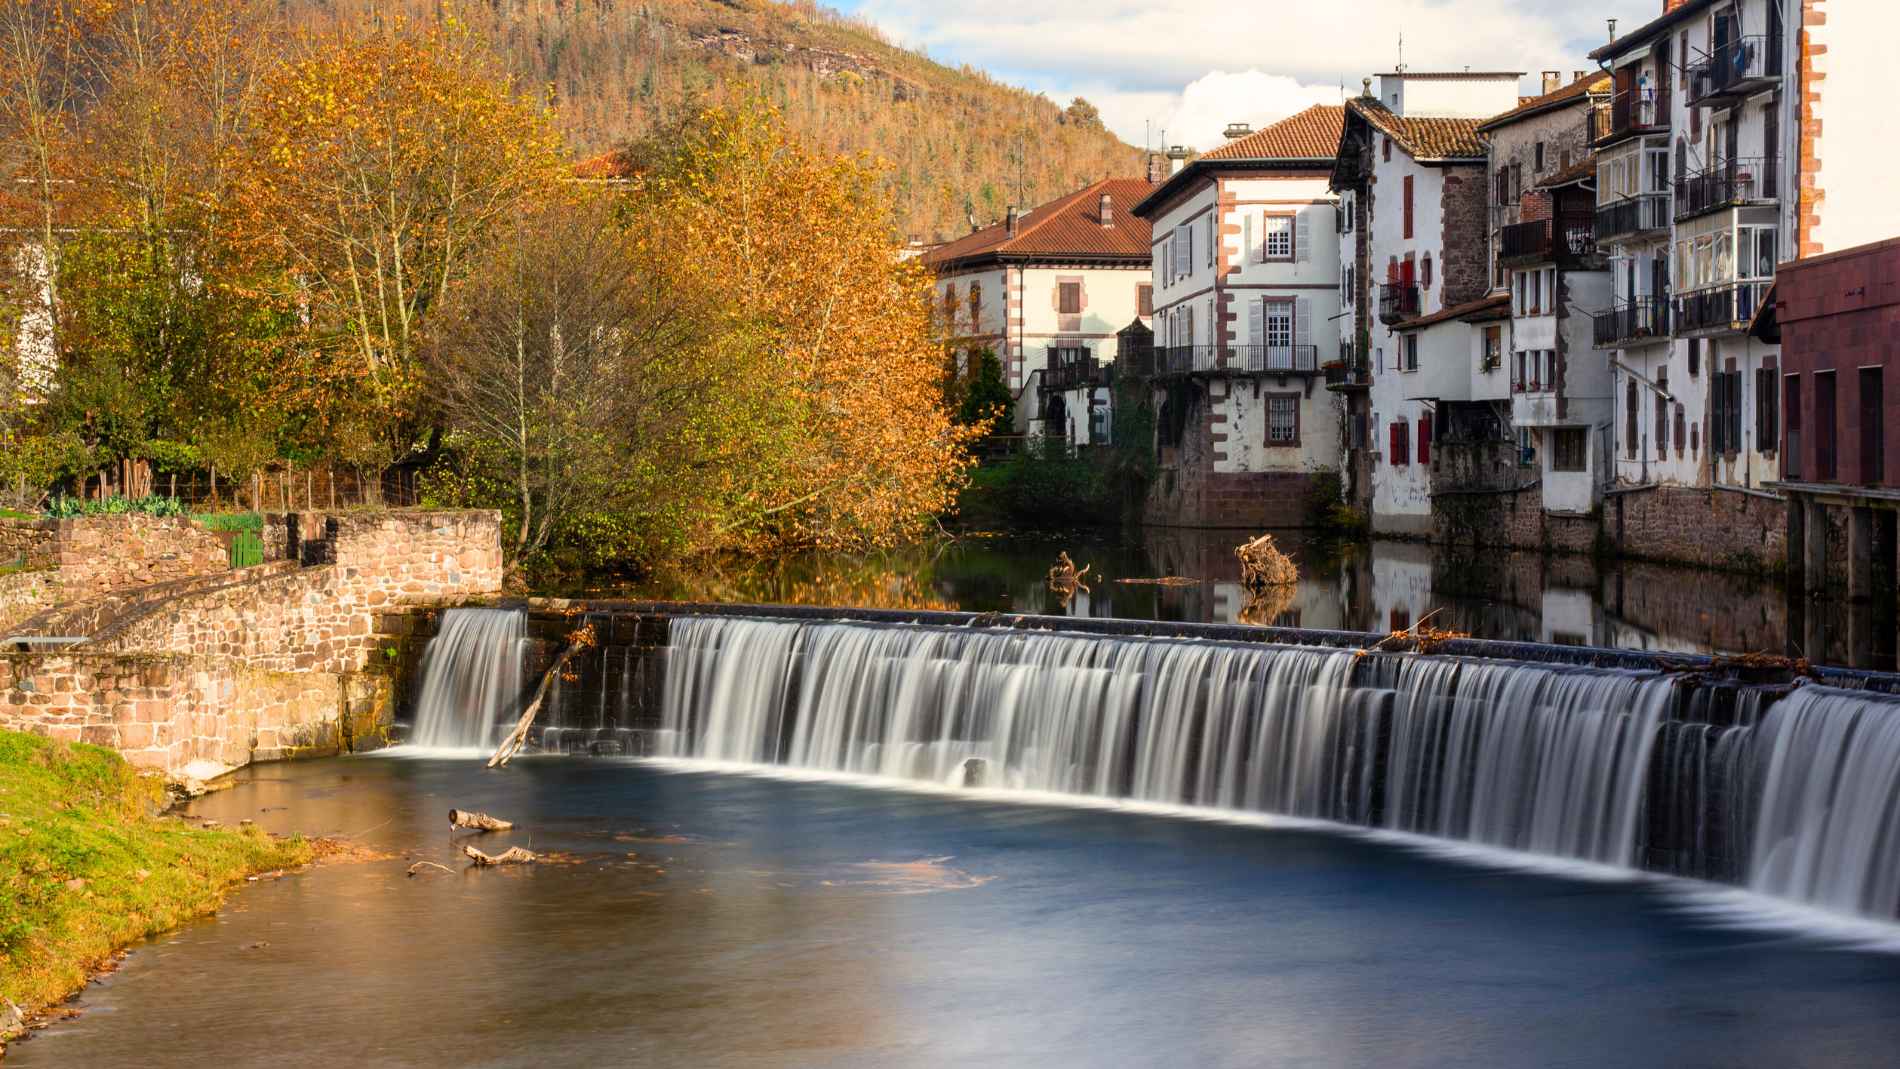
left=1591, top=89, right=1667, bottom=147
left=1592, top=297, right=1670, bottom=349
left=1595, top=193, right=1670, bottom=243
left=1499, top=219, right=1553, bottom=264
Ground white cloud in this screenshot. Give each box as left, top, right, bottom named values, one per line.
left=851, top=0, right=1649, bottom=144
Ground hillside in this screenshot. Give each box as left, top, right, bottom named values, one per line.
left=288, top=0, right=1147, bottom=243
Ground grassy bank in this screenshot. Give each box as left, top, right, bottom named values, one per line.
left=0, top=730, right=310, bottom=1040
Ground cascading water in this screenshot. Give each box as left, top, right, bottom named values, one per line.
left=409, top=608, right=528, bottom=749
left=652, top=613, right=1900, bottom=923
left=1747, top=685, right=1900, bottom=917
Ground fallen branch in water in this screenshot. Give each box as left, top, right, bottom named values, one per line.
left=464, top=844, right=537, bottom=866
left=449, top=809, right=513, bottom=832
left=489, top=623, right=597, bottom=769
left=407, top=861, right=454, bottom=877
left=1113, top=576, right=1201, bottom=586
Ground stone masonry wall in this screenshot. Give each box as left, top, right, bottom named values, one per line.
left=0, top=570, right=60, bottom=634
left=0, top=520, right=58, bottom=569
left=47, top=515, right=229, bottom=599
left=0, top=652, right=388, bottom=773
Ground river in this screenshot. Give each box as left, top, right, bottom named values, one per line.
left=16, top=755, right=1900, bottom=1068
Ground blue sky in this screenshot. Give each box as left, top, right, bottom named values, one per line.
left=829, top=1, right=1658, bottom=149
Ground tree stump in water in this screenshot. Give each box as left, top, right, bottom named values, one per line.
left=449, top=809, right=513, bottom=831
left=463, top=844, right=537, bottom=866
left=1236, top=534, right=1298, bottom=594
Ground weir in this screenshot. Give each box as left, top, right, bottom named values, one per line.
left=401, top=601, right=1900, bottom=921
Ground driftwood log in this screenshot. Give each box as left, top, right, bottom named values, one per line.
left=463, top=844, right=537, bottom=866
left=449, top=809, right=513, bottom=831
left=488, top=624, right=596, bottom=768
left=1047, top=550, right=1091, bottom=584
left=1236, top=533, right=1299, bottom=594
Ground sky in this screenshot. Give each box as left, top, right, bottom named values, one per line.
left=832, top=0, right=1660, bottom=150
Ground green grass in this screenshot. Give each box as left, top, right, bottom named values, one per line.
left=0, top=730, right=310, bottom=1032
left=0, top=508, right=35, bottom=521
left=188, top=511, right=263, bottom=533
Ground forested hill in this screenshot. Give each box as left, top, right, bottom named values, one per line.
left=288, top=0, right=1146, bottom=243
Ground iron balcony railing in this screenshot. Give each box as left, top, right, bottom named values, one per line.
left=1676, top=157, right=1772, bottom=220
left=1378, top=283, right=1421, bottom=325
left=1499, top=219, right=1553, bottom=264
left=1674, top=281, right=1770, bottom=335
left=1688, top=35, right=1782, bottom=106
left=1151, top=345, right=1220, bottom=376
left=1595, top=193, right=1671, bottom=242
left=1324, top=359, right=1371, bottom=391
left=1042, top=356, right=1111, bottom=392
left=1233, top=344, right=1319, bottom=374
left=1592, top=297, right=1671, bottom=349
left=1590, top=89, right=1667, bottom=147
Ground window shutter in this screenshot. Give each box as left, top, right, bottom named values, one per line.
left=1403, top=175, right=1415, bottom=239
left=1389, top=421, right=1402, bottom=464
left=1294, top=298, right=1312, bottom=348
left=1419, top=413, right=1432, bottom=465
left=1295, top=211, right=1311, bottom=264
left=1249, top=297, right=1264, bottom=348
left=1244, top=212, right=1256, bottom=264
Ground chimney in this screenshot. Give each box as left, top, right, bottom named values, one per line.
left=1222, top=122, right=1252, bottom=140
left=1166, top=145, right=1190, bottom=176
left=1542, top=70, right=1561, bottom=95
left=1098, top=192, right=1114, bottom=227
left=1146, top=152, right=1168, bottom=184
left=1005, top=206, right=1019, bottom=237
left=1663, top=0, right=1692, bottom=11
left=1573, top=70, right=1587, bottom=84
left=1607, top=18, right=1618, bottom=43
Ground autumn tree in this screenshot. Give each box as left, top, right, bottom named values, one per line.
left=626, top=98, right=976, bottom=552
left=239, top=18, right=567, bottom=473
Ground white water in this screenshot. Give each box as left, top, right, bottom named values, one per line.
left=657, top=616, right=1675, bottom=865
left=409, top=608, right=528, bottom=749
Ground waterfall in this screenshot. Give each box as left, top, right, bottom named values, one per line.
left=1748, top=685, right=1900, bottom=917
left=410, top=608, right=528, bottom=749
left=653, top=614, right=1900, bottom=922
left=658, top=616, right=1672, bottom=863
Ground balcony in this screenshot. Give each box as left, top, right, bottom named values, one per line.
left=1674, top=281, right=1771, bottom=336
left=1676, top=157, right=1774, bottom=221
left=1595, top=193, right=1670, bottom=243
left=1590, top=90, right=1667, bottom=148
left=1151, top=345, right=1219, bottom=376
left=1378, top=283, right=1420, bottom=326
left=1042, top=355, right=1111, bottom=392
left=1233, top=344, right=1319, bottom=374
left=1324, top=358, right=1371, bottom=393
left=1592, top=297, right=1671, bottom=349
left=1688, top=35, right=1782, bottom=107
left=1499, top=219, right=1553, bottom=266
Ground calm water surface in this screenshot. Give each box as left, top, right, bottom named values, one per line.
left=600, top=529, right=1890, bottom=668
left=20, top=755, right=1900, bottom=1068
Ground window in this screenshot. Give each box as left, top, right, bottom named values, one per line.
left=1625, top=377, right=1639, bottom=458
left=1342, top=192, right=1355, bottom=233
left=1655, top=370, right=1670, bottom=460
left=1389, top=418, right=1410, bottom=465
left=1263, top=215, right=1294, bottom=260
left=1207, top=214, right=1216, bottom=269
left=1383, top=137, right=1392, bottom=162
left=1675, top=404, right=1687, bottom=458
left=1137, top=283, right=1153, bottom=317
left=1418, top=412, right=1433, bottom=466
left=1483, top=326, right=1502, bottom=370
left=1496, top=170, right=1510, bottom=207
left=1422, top=253, right=1434, bottom=288
left=1403, top=175, right=1415, bottom=239
left=1058, top=281, right=1081, bottom=315
left=1534, top=141, right=1546, bottom=173
left=1402, top=334, right=1419, bottom=372
left=1264, top=300, right=1294, bottom=349
left=1711, top=368, right=1744, bottom=456
left=1687, top=338, right=1700, bottom=377
left=1763, top=104, right=1780, bottom=199
left=1552, top=428, right=1588, bottom=472
left=1756, top=364, right=1779, bottom=454
left=1267, top=395, right=1299, bottom=445
left=968, top=282, right=982, bottom=324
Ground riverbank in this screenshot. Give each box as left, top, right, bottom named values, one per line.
left=0, top=729, right=310, bottom=1054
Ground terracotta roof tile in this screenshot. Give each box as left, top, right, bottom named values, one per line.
left=1200, top=105, right=1347, bottom=162
left=1477, top=73, right=1612, bottom=132
left=1346, top=99, right=1488, bottom=161
left=573, top=150, right=637, bottom=180
left=1535, top=156, right=1599, bottom=190
left=923, top=177, right=1153, bottom=268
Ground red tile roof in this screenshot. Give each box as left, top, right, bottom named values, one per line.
left=1476, top=73, right=1612, bottom=132
left=923, top=177, right=1154, bottom=269
left=1346, top=98, right=1488, bottom=161
left=1200, top=105, right=1347, bottom=162
left=1535, top=156, right=1599, bottom=191
left=573, top=150, right=637, bottom=180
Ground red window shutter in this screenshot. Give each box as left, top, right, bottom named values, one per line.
left=1389, top=422, right=1402, bottom=465
left=1403, top=175, right=1414, bottom=239
left=1419, top=414, right=1433, bottom=465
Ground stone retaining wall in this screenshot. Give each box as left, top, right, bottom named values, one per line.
left=0, top=651, right=388, bottom=772
left=0, top=570, right=60, bottom=633
left=45, top=515, right=230, bottom=599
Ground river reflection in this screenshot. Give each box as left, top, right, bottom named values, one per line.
left=594, top=530, right=1895, bottom=669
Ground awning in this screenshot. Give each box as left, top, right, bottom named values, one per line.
left=1613, top=44, right=1652, bottom=69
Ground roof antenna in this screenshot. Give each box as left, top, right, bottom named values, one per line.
left=1396, top=32, right=1405, bottom=74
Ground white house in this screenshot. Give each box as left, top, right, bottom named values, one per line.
left=1332, top=72, right=1519, bottom=536
left=922, top=178, right=1154, bottom=445
left=1131, top=104, right=1348, bottom=528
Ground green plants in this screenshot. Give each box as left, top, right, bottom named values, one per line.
left=42, top=494, right=185, bottom=520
